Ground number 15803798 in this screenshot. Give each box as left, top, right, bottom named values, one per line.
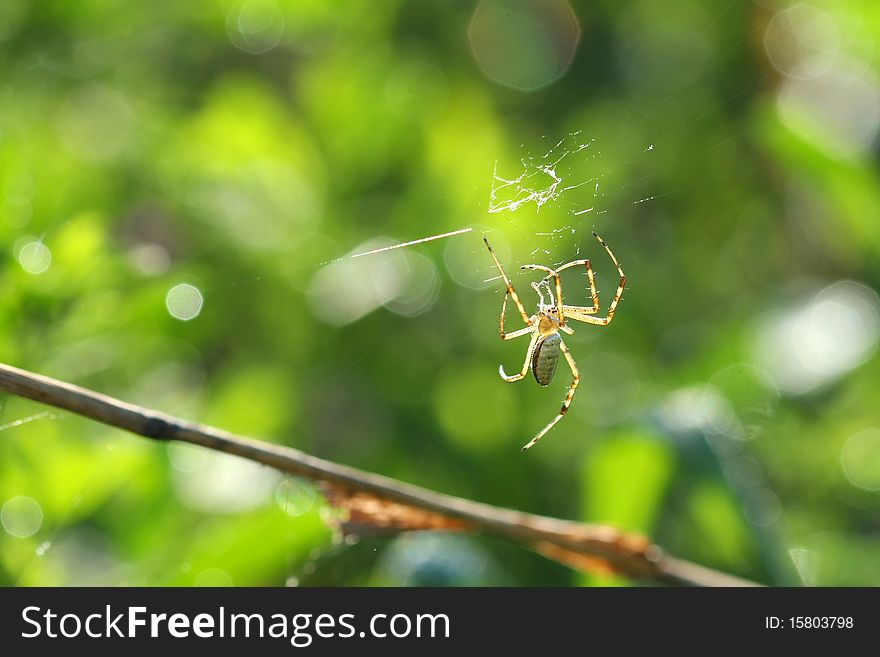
left=765, top=617, right=853, bottom=629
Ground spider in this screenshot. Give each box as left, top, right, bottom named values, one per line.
left=483, top=232, right=627, bottom=451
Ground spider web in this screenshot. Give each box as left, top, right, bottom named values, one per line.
left=485, top=131, right=655, bottom=265
left=488, top=132, right=597, bottom=216
left=0, top=410, right=57, bottom=432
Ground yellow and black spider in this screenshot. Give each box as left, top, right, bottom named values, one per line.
left=483, top=232, right=627, bottom=451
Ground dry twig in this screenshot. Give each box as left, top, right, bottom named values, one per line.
left=0, top=362, right=758, bottom=586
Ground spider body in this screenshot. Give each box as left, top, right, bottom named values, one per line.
left=483, top=232, right=627, bottom=451
left=531, top=332, right=561, bottom=386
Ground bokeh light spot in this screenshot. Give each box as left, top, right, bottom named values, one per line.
left=444, top=229, right=507, bottom=290
left=166, top=283, right=204, bottom=321
left=275, top=478, right=316, bottom=517
left=764, top=4, right=840, bottom=80
left=753, top=281, right=880, bottom=395
left=469, top=0, right=580, bottom=91
left=17, top=240, right=52, bottom=274
left=659, top=386, right=736, bottom=438
left=1, top=495, right=43, bottom=538
left=383, top=252, right=441, bottom=318
left=789, top=547, right=818, bottom=586
left=308, top=238, right=440, bottom=325
left=226, top=0, right=285, bottom=54
left=171, top=446, right=280, bottom=513
left=777, top=61, right=880, bottom=159
left=127, top=243, right=171, bottom=276
left=168, top=443, right=206, bottom=474
left=840, top=429, right=880, bottom=491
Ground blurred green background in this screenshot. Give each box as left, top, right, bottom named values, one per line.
left=2, top=0, right=880, bottom=586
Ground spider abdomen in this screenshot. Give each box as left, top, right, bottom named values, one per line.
left=532, top=333, right=561, bottom=386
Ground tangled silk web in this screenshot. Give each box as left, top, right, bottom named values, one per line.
left=308, top=132, right=654, bottom=320
left=488, top=132, right=600, bottom=216
left=487, top=131, right=653, bottom=263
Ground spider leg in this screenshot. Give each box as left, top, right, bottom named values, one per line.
left=563, top=232, right=626, bottom=327
left=499, top=292, right=535, bottom=340
left=555, top=257, right=600, bottom=314
left=500, top=332, right=539, bottom=382
left=522, top=339, right=580, bottom=451
left=484, top=237, right=530, bottom=326
left=500, top=314, right=534, bottom=341
left=521, top=264, right=564, bottom=325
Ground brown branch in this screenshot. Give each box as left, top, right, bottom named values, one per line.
left=0, top=362, right=758, bottom=586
